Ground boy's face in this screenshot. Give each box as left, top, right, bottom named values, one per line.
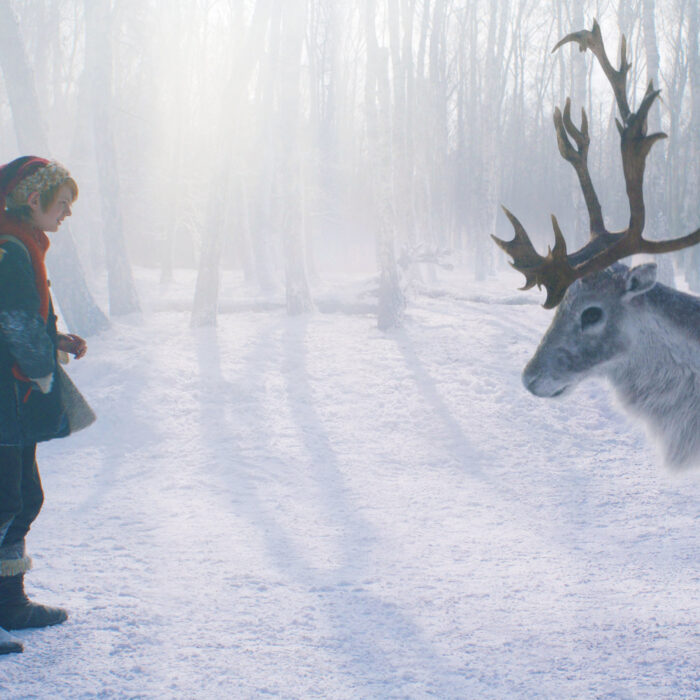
left=28, top=183, right=74, bottom=232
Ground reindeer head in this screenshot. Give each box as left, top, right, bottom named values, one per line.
left=523, top=263, right=658, bottom=397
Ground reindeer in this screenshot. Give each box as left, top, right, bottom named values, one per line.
left=493, top=22, right=700, bottom=469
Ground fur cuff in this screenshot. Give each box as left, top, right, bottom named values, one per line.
left=0, top=556, right=32, bottom=576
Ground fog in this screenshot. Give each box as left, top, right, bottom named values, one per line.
left=0, top=0, right=698, bottom=329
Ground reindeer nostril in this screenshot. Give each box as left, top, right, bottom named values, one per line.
left=522, top=369, right=541, bottom=394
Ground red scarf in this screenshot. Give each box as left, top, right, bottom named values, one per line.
left=0, top=212, right=51, bottom=390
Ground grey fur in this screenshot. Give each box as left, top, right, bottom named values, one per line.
left=523, top=263, right=700, bottom=470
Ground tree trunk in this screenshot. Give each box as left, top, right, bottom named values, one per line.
left=191, top=0, right=273, bottom=325
left=640, top=0, right=673, bottom=285
left=685, top=0, right=700, bottom=290
left=85, top=0, right=140, bottom=317
left=279, top=0, right=314, bottom=315
left=366, top=0, right=404, bottom=330
left=474, top=0, right=507, bottom=281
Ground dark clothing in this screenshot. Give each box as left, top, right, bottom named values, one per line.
left=0, top=227, right=93, bottom=579
left=0, top=160, right=89, bottom=620
left=0, top=238, right=83, bottom=446
left=0, top=445, right=42, bottom=550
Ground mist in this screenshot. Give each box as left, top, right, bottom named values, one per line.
left=3, top=1, right=700, bottom=691
left=0, top=0, right=698, bottom=328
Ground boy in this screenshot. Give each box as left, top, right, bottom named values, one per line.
left=0, top=156, right=94, bottom=655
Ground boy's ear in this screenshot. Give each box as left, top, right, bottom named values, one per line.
left=26, top=190, right=41, bottom=211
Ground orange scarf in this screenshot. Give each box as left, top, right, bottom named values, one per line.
left=0, top=213, right=51, bottom=393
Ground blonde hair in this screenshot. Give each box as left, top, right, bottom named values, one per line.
left=5, top=161, right=78, bottom=219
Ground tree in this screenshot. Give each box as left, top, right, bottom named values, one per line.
left=278, top=0, right=314, bottom=315
left=84, top=0, right=140, bottom=316
left=639, top=0, right=674, bottom=286
left=682, top=0, right=700, bottom=289
left=191, top=0, right=274, bottom=326
left=365, top=0, right=405, bottom=330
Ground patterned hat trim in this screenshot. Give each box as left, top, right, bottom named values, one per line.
left=5, top=161, right=72, bottom=210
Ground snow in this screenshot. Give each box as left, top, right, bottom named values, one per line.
left=1, top=267, right=699, bottom=698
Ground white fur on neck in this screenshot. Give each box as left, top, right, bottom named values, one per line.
left=609, top=301, right=700, bottom=469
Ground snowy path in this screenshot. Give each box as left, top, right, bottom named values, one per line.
left=1, top=275, right=699, bottom=698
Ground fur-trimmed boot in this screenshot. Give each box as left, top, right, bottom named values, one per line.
left=0, top=574, right=67, bottom=630
left=0, top=625, right=22, bottom=654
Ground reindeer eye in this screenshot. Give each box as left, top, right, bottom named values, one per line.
left=581, top=306, right=604, bottom=329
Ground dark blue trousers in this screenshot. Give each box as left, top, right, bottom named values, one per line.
left=0, top=445, right=43, bottom=560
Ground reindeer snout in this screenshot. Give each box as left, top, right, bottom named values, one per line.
left=522, top=348, right=571, bottom=397
left=521, top=363, right=542, bottom=394
left=522, top=370, right=548, bottom=396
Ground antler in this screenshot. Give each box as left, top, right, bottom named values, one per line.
left=494, top=20, right=700, bottom=309
left=553, top=20, right=632, bottom=122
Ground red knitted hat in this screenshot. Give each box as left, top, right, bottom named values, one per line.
left=0, top=156, right=74, bottom=214
left=0, top=156, right=50, bottom=209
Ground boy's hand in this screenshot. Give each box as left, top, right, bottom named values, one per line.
left=57, top=333, right=88, bottom=359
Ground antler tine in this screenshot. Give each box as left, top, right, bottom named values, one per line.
left=619, top=33, right=630, bottom=85
left=553, top=98, right=607, bottom=237
left=495, top=207, right=581, bottom=308
left=553, top=19, right=631, bottom=122
left=492, top=207, right=546, bottom=290
left=639, top=226, right=700, bottom=254
left=543, top=215, right=574, bottom=309
left=562, top=99, right=587, bottom=145
left=553, top=101, right=578, bottom=162
left=619, top=82, right=668, bottom=238
left=632, top=82, right=665, bottom=140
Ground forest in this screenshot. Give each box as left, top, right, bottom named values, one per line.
left=0, top=0, right=698, bottom=331
left=2, top=2, right=700, bottom=693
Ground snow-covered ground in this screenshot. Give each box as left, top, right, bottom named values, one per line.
left=1, top=267, right=699, bottom=699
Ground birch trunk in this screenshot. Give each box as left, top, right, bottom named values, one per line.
left=85, top=0, right=141, bottom=316
left=684, top=0, right=700, bottom=290
left=640, top=0, right=673, bottom=285
left=191, top=0, right=273, bottom=325
left=279, top=0, right=314, bottom=315
left=366, top=0, right=404, bottom=330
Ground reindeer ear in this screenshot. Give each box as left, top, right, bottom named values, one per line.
left=623, top=263, right=657, bottom=300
